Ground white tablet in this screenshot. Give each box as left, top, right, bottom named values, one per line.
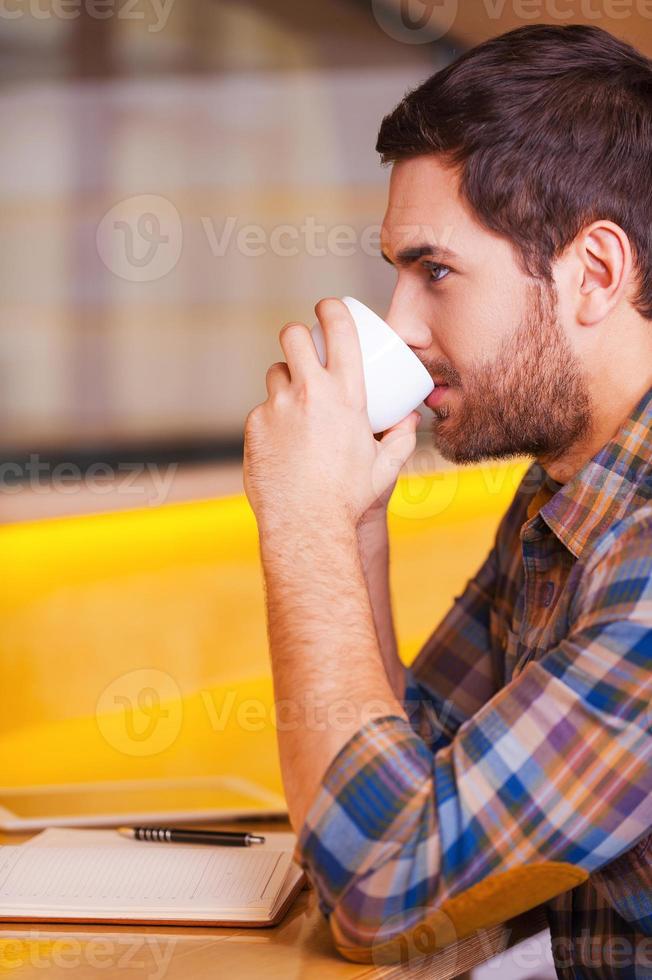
left=0, top=776, right=286, bottom=831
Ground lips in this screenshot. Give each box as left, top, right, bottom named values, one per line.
left=425, top=385, right=450, bottom=409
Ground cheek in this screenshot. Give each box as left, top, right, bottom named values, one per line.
left=450, top=274, right=528, bottom=366
left=433, top=290, right=502, bottom=367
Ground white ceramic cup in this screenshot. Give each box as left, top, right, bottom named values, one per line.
left=311, top=296, right=435, bottom=434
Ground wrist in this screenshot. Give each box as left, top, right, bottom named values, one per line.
left=258, top=515, right=358, bottom=566
left=357, top=503, right=388, bottom=531
left=356, top=510, right=389, bottom=548
left=356, top=515, right=389, bottom=581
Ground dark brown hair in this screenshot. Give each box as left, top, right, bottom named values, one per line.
left=376, top=24, right=652, bottom=319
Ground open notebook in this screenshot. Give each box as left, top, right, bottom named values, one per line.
left=0, top=828, right=305, bottom=927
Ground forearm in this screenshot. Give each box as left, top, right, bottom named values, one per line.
left=259, top=520, right=406, bottom=832
left=356, top=514, right=406, bottom=701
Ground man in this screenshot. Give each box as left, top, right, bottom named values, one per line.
left=243, top=24, right=652, bottom=979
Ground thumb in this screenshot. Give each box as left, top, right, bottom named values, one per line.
left=372, top=411, right=420, bottom=493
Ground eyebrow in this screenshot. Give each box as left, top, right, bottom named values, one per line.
left=381, top=243, right=460, bottom=268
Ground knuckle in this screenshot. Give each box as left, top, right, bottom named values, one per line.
left=271, top=388, right=291, bottom=409
left=245, top=404, right=263, bottom=430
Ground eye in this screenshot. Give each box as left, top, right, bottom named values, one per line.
left=423, top=262, right=451, bottom=283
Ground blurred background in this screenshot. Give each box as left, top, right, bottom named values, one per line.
left=3, top=0, right=650, bottom=522
left=0, top=0, right=445, bottom=520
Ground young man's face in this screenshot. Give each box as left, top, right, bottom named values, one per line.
left=380, top=155, right=593, bottom=467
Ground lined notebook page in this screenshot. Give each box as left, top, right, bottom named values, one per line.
left=0, top=844, right=296, bottom=921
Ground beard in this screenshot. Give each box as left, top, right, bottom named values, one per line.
left=426, top=281, right=594, bottom=468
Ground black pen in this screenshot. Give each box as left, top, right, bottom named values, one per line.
left=118, top=826, right=266, bottom=847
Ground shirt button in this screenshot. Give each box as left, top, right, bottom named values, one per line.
left=542, top=581, right=555, bottom=607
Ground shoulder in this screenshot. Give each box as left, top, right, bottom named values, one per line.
left=573, top=503, right=652, bottom=617
left=585, top=503, right=652, bottom=571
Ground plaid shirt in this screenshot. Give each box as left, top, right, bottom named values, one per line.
left=297, top=385, right=652, bottom=977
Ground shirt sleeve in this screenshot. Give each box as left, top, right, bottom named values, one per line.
left=296, top=515, right=652, bottom=962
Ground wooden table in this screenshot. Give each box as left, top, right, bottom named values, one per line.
left=0, top=822, right=547, bottom=979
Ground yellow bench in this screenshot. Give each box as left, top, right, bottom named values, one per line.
left=0, top=460, right=528, bottom=811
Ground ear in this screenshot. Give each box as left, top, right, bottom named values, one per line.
left=575, top=221, right=633, bottom=326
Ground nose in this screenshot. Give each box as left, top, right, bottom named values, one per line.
left=384, top=286, right=432, bottom=353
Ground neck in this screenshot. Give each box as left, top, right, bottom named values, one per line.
left=539, top=373, right=652, bottom=485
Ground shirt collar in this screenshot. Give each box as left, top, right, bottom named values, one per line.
left=537, top=385, right=652, bottom=560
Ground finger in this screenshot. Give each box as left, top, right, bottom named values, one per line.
left=377, top=411, right=420, bottom=473
left=278, top=322, right=321, bottom=383
left=369, top=412, right=419, bottom=505
left=380, top=410, right=421, bottom=439
left=265, top=361, right=291, bottom=397
left=314, top=298, right=364, bottom=400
